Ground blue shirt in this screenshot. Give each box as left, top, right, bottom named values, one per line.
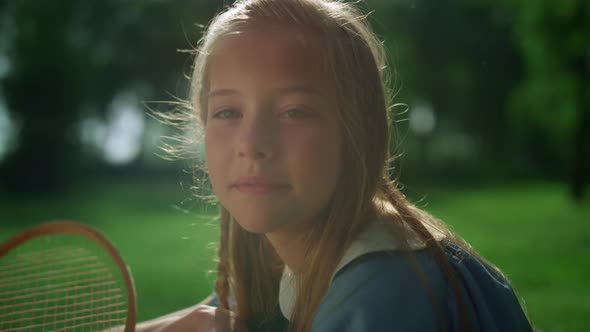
left=311, top=241, right=532, bottom=331
left=212, top=240, right=532, bottom=331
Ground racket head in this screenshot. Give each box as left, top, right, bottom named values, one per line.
left=0, top=221, right=137, bottom=331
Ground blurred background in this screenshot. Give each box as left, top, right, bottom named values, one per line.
left=0, top=0, right=588, bottom=330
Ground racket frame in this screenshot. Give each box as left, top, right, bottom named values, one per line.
left=0, top=221, right=137, bottom=332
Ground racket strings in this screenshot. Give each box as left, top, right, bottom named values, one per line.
left=0, top=235, right=130, bottom=331
left=0, top=252, right=103, bottom=283
left=0, top=291, right=125, bottom=319
left=0, top=247, right=89, bottom=278
left=0, top=265, right=112, bottom=296
left=0, top=279, right=121, bottom=311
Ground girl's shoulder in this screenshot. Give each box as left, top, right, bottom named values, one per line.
left=312, top=249, right=445, bottom=331
left=442, top=240, right=533, bottom=331
left=311, top=241, right=533, bottom=332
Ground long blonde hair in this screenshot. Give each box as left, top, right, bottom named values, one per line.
left=185, top=1, right=494, bottom=331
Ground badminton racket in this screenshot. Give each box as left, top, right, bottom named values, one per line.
left=0, top=221, right=137, bottom=331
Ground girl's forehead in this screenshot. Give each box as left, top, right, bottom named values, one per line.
left=216, top=24, right=317, bottom=53
left=208, top=26, right=330, bottom=89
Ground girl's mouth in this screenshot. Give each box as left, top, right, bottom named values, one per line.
left=232, top=177, right=291, bottom=194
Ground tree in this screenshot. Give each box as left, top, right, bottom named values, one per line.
left=0, top=0, right=217, bottom=195
left=368, top=0, right=522, bottom=181
left=504, top=0, right=590, bottom=201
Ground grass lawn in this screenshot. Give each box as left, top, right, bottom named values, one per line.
left=1, top=179, right=588, bottom=330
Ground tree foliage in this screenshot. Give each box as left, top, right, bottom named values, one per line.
left=503, top=0, right=589, bottom=199
left=0, top=0, right=218, bottom=195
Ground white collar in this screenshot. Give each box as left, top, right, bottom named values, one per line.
left=278, top=220, right=442, bottom=320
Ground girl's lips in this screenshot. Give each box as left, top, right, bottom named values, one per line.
left=232, top=182, right=291, bottom=194
left=234, top=183, right=289, bottom=194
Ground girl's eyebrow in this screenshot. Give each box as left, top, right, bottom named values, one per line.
left=207, top=86, right=324, bottom=99
left=207, top=89, right=238, bottom=98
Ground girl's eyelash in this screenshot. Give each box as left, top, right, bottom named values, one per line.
left=213, top=108, right=241, bottom=119
left=282, top=107, right=312, bottom=119
left=210, top=106, right=313, bottom=120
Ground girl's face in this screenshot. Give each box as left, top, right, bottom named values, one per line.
left=204, top=26, right=342, bottom=236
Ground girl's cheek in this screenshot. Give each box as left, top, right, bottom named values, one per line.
left=204, top=126, right=231, bottom=174
left=291, top=121, right=336, bottom=144
left=284, top=126, right=337, bottom=162
left=206, top=125, right=234, bottom=148
left=204, top=132, right=227, bottom=196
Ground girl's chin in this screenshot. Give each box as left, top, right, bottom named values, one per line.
left=233, top=218, right=282, bottom=234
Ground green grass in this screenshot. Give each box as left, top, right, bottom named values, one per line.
left=1, top=179, right=588, bottom=330
left=416, top=182, right=590, bottom=331
left=0, top=179, right=220, bottom=322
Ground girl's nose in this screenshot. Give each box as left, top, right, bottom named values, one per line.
left=236, top=115, right=274, bottom=161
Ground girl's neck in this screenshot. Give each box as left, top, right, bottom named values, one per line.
left=265, top=219, right=314, bottom=273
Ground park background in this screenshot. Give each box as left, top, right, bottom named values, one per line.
left=0, top=0, right=588, bottom=330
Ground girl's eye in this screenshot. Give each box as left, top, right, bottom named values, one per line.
left=213, top=108, right=241, bottom=119
left=283, top=108, right=310, bottom=119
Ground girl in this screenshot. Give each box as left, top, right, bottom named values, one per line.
left=139, top=0, right=533, bottom=331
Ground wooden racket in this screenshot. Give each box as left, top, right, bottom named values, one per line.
left=0, top=221, right=137, bottom=331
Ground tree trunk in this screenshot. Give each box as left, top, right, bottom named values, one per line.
left=570, top=70, right=589, bottom=202
left=569, top=4, right=589, bottom=202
